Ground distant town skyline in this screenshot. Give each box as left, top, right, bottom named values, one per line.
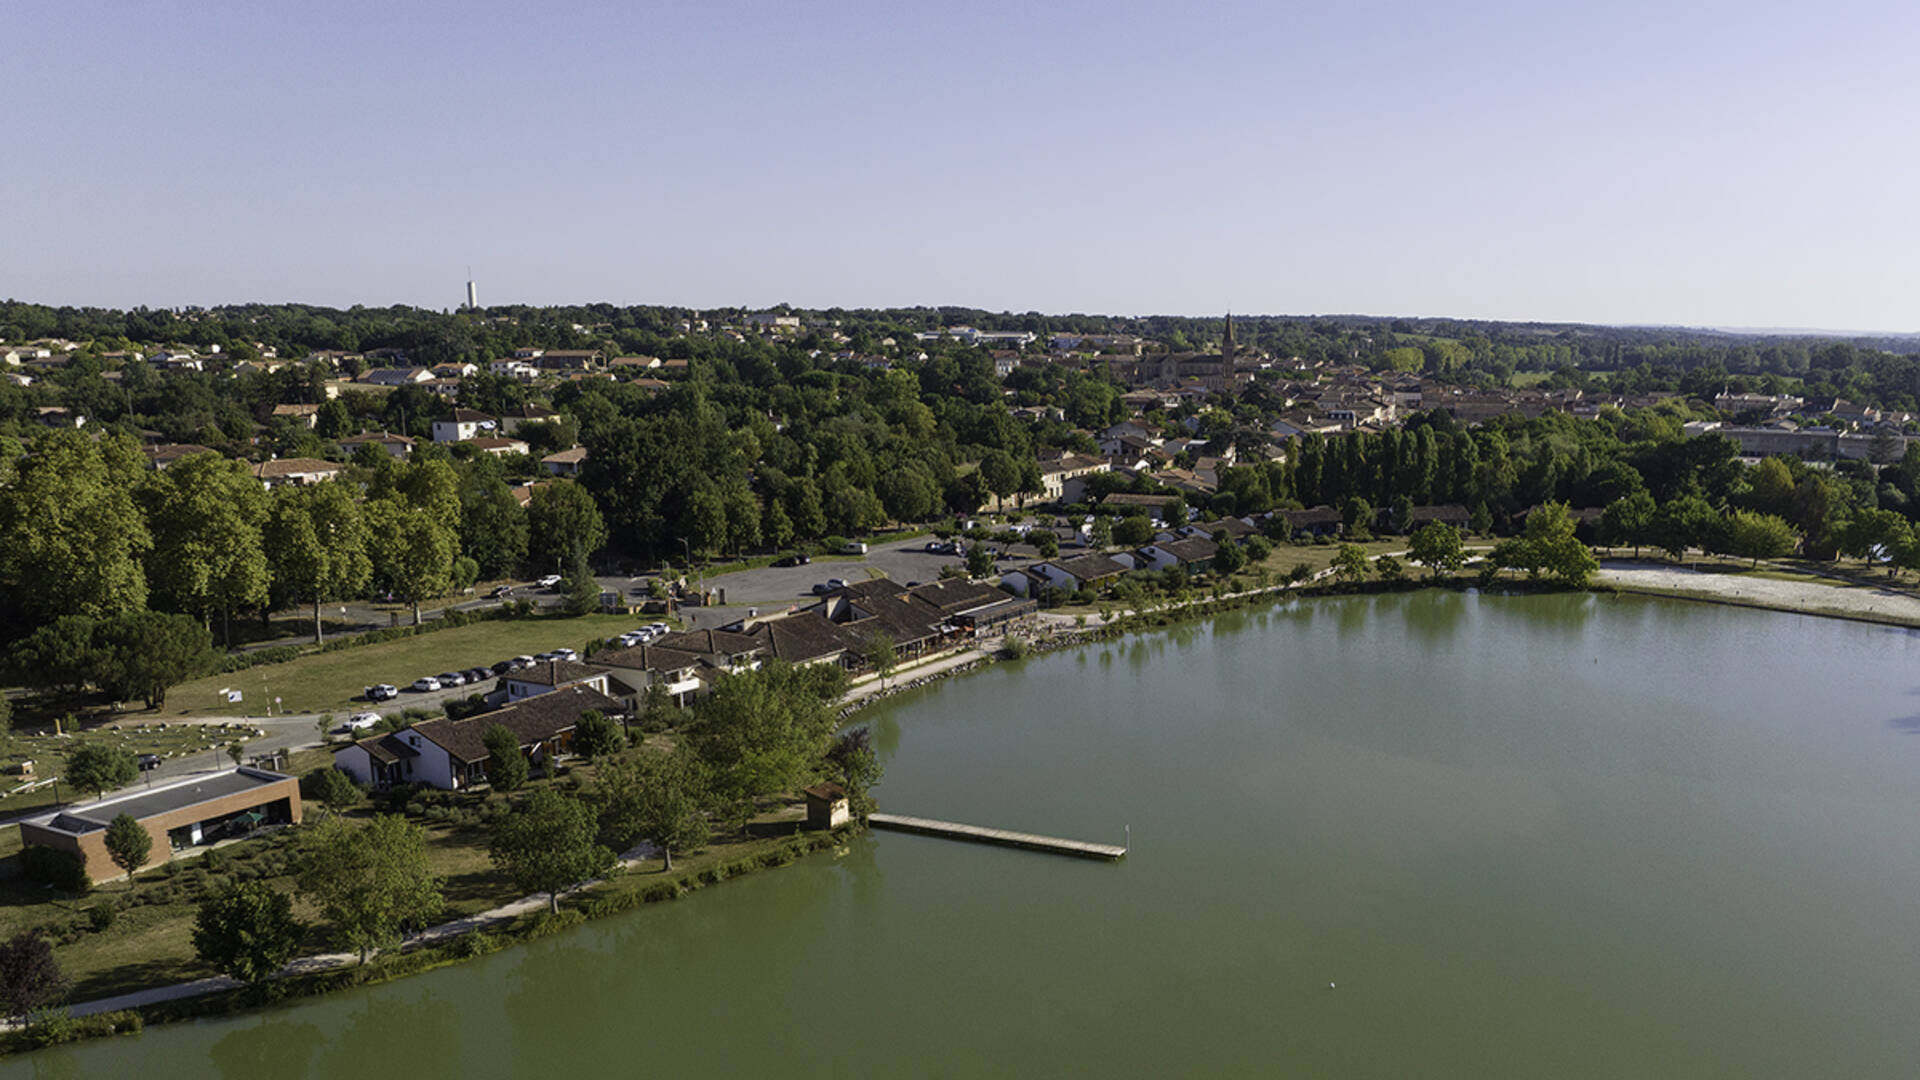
left=8, top=1, right=1918, bottom=331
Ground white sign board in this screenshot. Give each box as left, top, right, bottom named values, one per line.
left=227, top=690, right=243, bottom=703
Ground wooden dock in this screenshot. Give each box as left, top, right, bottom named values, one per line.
left=868, top=813, right=1127, bottom=861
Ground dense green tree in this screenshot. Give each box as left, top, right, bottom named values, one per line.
left=1331, top=543, right=1371, bottom=585
left=527, top=482, right=607, bottom=572
left=104, top=812, right=152, bottom=883
left=490, top=787, right=615, bottom=914
left=0, top=430, right=150, bottom=623
left=458, top=472, right=529, bottom=579
left=8, top=615, right=104, bottom=698
left=1600, top=491, right=1656, bottom=556
left=91, top=610, right=220, bottom=708
left=1112, top=514, right=1156, bottom=547
left=295, top=814, right=443, bottom=964
left=1649, top=495, right=1720, bottom=562
left=391, top=458, right=462, bottom=534
left=686, top=662, right=837, bottom=829
left=193, top=881, right=305, bottom=988
left=594, top=747, right=709, bottom=871
left=1407, top=522, right=1466, bottom=578
left=966, top=542, right=995, bottom=578
left=1523, top=501, right=1599, bottom=586
left=1212, top=538, right=1247, bottom=575
left=1840, top=508, right=1908, bottom=570
left=300, top=766, right=363, bottom=815
left=1727, top=510, right=1800, bottom=566
left=364, top=500, right=455, bottom=625
left=265, top=482, right=372, bottom=643
left=65, top=744, right=136, bottom=799
left=574, top=709, right=623, bottom=760
left=0, top=932, right=67, bottom=1024
left=827, top=726, right=882, bottom=824
left=140, top=451, right=270, bottom=644
left=483, top=723, right=528, bottom=791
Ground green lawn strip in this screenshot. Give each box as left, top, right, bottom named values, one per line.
left=165, top=612, right=645, bottom=717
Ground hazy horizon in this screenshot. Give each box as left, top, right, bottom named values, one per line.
left=9, top=1, right=1917, bottom=330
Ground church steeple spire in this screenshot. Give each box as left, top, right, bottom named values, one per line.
left=1223, top=310, right=1235, bottom=362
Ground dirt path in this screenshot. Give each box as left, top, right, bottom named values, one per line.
left=1597, top=561, right=1920, bottom=624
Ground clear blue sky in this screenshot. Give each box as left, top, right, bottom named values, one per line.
left=7, top=1, right=1917, bottom=329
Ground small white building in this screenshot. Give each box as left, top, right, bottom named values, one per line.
left=432, top=409, right=496, bottom=443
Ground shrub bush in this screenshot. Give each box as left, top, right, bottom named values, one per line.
left=20, top=846, right=90, bottom=894
left=87, top=905, right=115, bottom=932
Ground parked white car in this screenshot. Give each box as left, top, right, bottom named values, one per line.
left=537, top=574, right=563, bottom=588
left=345, top=711, right=382, bottom=732
left=412, top=676, right=442, bottom=692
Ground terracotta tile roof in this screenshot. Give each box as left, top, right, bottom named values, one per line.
left=355, top=732, right=418, bottom=765
left=745, top=612, right=855, bottom=663
left=1050, top=553, right=1129, bottom=581
left=411, top=686, right=620, bottom=763
left=651, top=628, right=763, bottom=658
left=253, top=457, right=343, bottom=479
left=508, top=660, right=607, bottom=688
left=591, top=643, right=704, bottom=674
left=1156, top=536, right=1218, bottom=564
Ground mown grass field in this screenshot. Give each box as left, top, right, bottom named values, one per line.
left=166, top=613, right=649, bottom=718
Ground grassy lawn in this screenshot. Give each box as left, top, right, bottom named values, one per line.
left=0, top=723, right=265, bottom=815
left=164, top=612, right=649, bottom=718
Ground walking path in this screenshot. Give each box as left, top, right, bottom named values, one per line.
left=42, top=840, right=660, bottom=1022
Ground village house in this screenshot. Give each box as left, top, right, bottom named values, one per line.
left=502, top=659, right=613, bottom=703
left=1038, top=454, right=1110, bottom=504
left=339, top=431, right=414, bottom=459
left=253, top=457, right=344, bottom=488
left=588, top=643, right=709, bottom=710
left=1266, top=505, right=1339, bottom=538
left=143, top=443, right=214, bottom=470
left=334, top=686, right=618, bottom=791
left=542, top=447, right=588, bottom=476
left=467, top=436, right=530, bottom=457
left=535, top=349, right=603, bottom=371
left=270, top=403, right=320, bottom=428
left=496, top=403, right=561, bottom=434
left=1130, top=536, right=1219, bottom=573
left=358, top=366, right=433, bottom=387
left=490, top=358, right=540, bottom=380
left=1101, top=492, right=1182, bottom=521
left=1001, top=554, right=1129, bottom=598
left=432, top=409, right=496, bottom=443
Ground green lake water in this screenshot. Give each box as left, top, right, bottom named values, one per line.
left=17, top=592, right=1920, bottom=1077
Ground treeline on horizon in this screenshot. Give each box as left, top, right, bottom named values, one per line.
left=6, top=298, right=1920, bottom=410
left=6, top=325, right=1920, bottom=714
